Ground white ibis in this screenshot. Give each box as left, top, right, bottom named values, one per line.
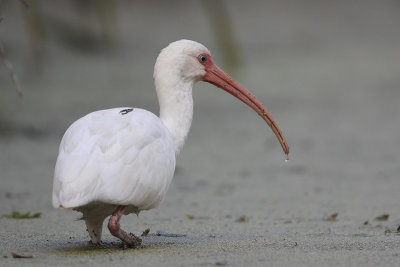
left=52, top=40, right=289, bottom=247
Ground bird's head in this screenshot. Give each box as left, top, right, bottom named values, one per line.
left=154, top=39, right=211, bottom=82
left=154, top=39, right=290, bottom=157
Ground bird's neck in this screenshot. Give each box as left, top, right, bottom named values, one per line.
left=155, top=76, right=194, bottom=156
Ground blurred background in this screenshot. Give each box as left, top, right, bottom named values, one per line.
left=0, top=0, right=400, bottom=263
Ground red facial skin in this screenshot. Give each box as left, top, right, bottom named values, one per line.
left=199, top=54, right=290, bottom=157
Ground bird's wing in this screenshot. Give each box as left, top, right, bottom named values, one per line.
left=52, top=108, right=176, bottom=209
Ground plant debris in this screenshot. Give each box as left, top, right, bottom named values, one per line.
left=11, top=252, right=33, bottom=258
left=384, top=229, right=392, bottom=235
left=215, top=260, right=229, bottom=266
left=382, top=225, right=400, bottom=236
left=155, top=230, right=187, bottom=237
left=235, top=215, right=248, bottom=223
left=2, top=211, right=41, bottom=219
left=323, top=212, right=338, bottom=222
left=185, top=214, right=195, bottom=220
left=185, top=214, right=210, bottom=220
left=374, top=214, right=389, bottom=221
left=363, top=221, right=369, bottom=225
left=141, top=228, right=150, bottom=237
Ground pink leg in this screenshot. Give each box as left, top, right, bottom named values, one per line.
left=108, top=205, right=141, bottom=247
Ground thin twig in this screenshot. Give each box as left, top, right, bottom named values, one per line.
left=0, top=41, right=23, bottom=97
left=19, top=0, right=30, bottom=10
left=11, top=252, right=33, bottom=258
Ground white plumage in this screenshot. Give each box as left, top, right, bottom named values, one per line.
left=52, top=40, right=289, bottom=246
left=53, top=108, right=176, bottom=244
left=53, top=108, right=175, bottom=210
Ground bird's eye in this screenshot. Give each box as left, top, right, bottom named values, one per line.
left=199, top=55, right=207, bottom=63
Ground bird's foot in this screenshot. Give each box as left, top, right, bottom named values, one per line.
left=108, top=205, right=142, bottom=249
left=129, top=233, right=142, bottom=246
left=120, top=233, right=141, bottom=249
left=88, top=240, right=103, bottom=246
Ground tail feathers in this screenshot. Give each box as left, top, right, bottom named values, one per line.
left=85, top=219, right=104, bottom=244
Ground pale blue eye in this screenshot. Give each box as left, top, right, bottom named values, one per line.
left=200, top=56, right=207, bottom=63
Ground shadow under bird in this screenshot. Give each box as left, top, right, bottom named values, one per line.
left=52, top=40, right=290, bottom=247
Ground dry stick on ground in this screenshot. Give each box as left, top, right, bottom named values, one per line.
left=11, top=252, right=33, bottom=258
left=0, top=41, right=23, bottom=97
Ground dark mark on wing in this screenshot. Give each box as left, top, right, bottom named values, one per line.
left=120, top=108, right=134, bottom=115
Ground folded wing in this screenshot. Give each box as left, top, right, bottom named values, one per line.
left=52, top=108, right=176, bottom=210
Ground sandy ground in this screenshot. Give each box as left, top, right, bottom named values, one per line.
left=1, top=1, right=400, bottom=266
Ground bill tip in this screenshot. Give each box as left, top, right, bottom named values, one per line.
left=285, top=154, right=289, bottom=162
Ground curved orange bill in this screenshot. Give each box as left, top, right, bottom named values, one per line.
left=203, top=63, right=290, bottom=158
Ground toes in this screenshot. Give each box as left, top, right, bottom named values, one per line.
left=128, top=233, right=142, bottom=247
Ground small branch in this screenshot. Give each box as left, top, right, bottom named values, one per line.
left=0, top=41, right=23, bottom=97
left=11, top=252, right=33, bottom=258
left=19, top=0, right=30, bottom=10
